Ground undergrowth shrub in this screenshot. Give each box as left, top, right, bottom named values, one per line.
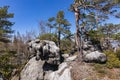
left=0, top=51, right=17, bottom=79
left=104, top=50, right=120, bottom=68
left=60, top=39, right=74, bottom=54
left=39, top=33, right=58, bottom=44
left=0, top=50, right=27, bottom=79
left=115, top=48, right=120, bottom=60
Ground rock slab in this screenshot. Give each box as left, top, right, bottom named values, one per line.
left=20, top=57, right=45, bottom=80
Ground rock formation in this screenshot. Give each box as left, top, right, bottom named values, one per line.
left=83, top=51, right=107, bottom=63
left=20, top=57, right=45, bottom=80
left=20, top=39, right=72, bottom=80
left=27, top=39, right=60, bottom=64
left=81, top=40, right=107, bottom=63
left=47, top=62, right=72, bottom=80
left=20, top=39, right=107, bottom=80
left=20, top=57, right=72, bottom=80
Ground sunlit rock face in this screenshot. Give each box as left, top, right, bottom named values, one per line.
left=47, top=62, right=72, bottom=80
left=20, top=39, right=72, bottom=80
left=83, top=51, right=107, bottom=63
left=20, top=39, right=62, bottom=80
left=27, top=39, right=60, bottom=64
left=20, top=57, right=72, bottom=80
left=82, top=40, right=107, bottom=63
left=20, top=57, right=45, bottom=80
left=20, top=39, right=107, bottom=80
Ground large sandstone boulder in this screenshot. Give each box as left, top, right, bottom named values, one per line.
left=20, top=57, right=72, bottom=80
left=27, top=39, right=60, bottom=64
left=20, top=57, right=45, bottom=80
left=83, top=51, right=107, bottom=63
left=47, top=62, right=72, bottom=80
left=82, top=40, right=107, bottom=63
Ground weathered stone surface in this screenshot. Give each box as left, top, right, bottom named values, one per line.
left=20, top=57, right=72, bottom=80
left=27, top=39, right=60, bottom=64
left=21, top=39, right=108, bottom=80
left=83, top=51, right=107, bottom=63
left=20, top=57, right=45, bottom=80
left=47, top=62, right=72, bottom=80
left=66, top=55, right=77, bottom=62
left=20, top=40, right=65, bottom=80
left=81, top=39, right=107, bottom=63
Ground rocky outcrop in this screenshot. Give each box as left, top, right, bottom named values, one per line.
left=20, top=57, right=72, bottom=80
left=20, top=39, right=71, bottom=80
left=82, top=41, right=107, bottom=63
left=83, top=51, right=107, bottom=63
left=20, top=57, right=45, bottom=80
left=27, top=39, right=60, bottom=64
left=20, top=39, right=108, bottom=80
left=47, top=62, right=72, bottom=80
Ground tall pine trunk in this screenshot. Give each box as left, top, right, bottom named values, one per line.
left=58, top=25, right=61, bottom=48
left=74, top=7, right=83, bottom=61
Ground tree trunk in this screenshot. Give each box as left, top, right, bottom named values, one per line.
left=74, top=7, right=83, bottom=61
left=50, top=27, right=52, bottom=40
left=58, top=25, right=61, bottom=48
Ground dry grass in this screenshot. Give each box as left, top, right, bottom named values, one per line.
left=70, top=61, right=97, bottom=80
left=70, top=61, right=120, bottom=80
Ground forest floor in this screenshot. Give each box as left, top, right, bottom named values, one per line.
left=70, top=61, right=120, bottom=80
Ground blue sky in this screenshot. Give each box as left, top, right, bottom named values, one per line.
left=0, top=0, right=75, bottom=35
left=0, top=0, right=120, bottom=35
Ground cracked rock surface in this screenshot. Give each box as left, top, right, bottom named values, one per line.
left=20, top=57, right=72, bottom=80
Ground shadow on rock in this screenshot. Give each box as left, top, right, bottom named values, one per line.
left=43, top=62, right=58, bottom=71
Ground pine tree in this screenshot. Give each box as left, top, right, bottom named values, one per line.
left=0, top=6, right=14, bottom=43
left=47, top=11, right=71, bottom=48
left=70, top=0, right=120, bottom=61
